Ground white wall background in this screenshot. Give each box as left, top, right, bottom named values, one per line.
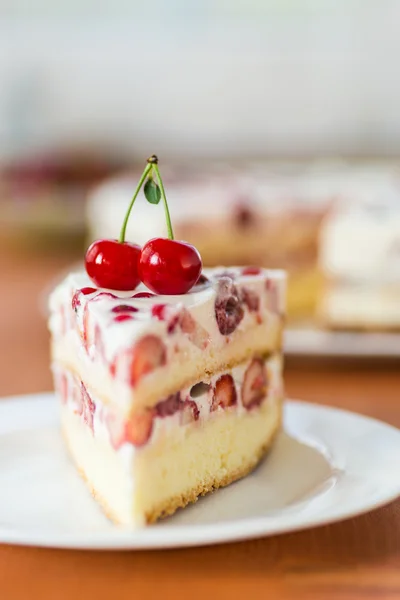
left=0, top=1, right=400, bottom=160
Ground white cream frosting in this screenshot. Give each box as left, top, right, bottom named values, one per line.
left=49, top=266, right=286, bottom=364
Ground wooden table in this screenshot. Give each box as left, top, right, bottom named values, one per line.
left=1, top=252, right=400, bottom=599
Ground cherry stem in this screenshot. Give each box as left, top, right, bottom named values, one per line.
left=119, top=163, right=152, bottom=243
left=152, top=163, right=174, bottom=240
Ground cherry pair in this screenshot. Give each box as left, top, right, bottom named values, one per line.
left=85, top=156, right=202, bottom=295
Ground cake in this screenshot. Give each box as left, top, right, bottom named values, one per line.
left=318, top=183, right=400, bottom=330
left=49, top=267, right=285, bottom=525
left=49, top=156, right=286, bottom=526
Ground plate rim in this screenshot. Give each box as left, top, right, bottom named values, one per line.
left=1, top=391, right=400, bottom=550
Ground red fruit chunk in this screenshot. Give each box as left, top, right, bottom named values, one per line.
left=92, top=292, right=118, bottom=301
left=81, top=382, right=96, bottom=432
left=180, top=399, right=200, bottom=425
left=114, top=314, right=134, bottom=323
left=130, top=335, right=166, bottom=385
left=152, top=303, right=180, bottom=333
left=212, top=374, right=237, bottom=411
left=139, top=237, right=202, bottom=295
left=125, top=410, right=154, bottom=447
left=155, top=393, right=182, bottom=417
left=81, top=286, right=98, bottom=295
left=85, top=239, right=141, bottom=291
left=179, top=308, right=209, bottom=348
left=151, top=303, right=168, bottom=320
left=242, top=266, right=261, bottom=276
left=111, top=305, right=138, bottom=313
left=132, top=292, right=156, bottom=298
left=241, top=357, right=268, bottom=410
left=214, top=277, right=244, bottom=335
left=106, top=410, right=154, bottom=449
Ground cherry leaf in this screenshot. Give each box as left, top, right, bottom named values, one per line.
left=144, top=178, right=161, bottom=205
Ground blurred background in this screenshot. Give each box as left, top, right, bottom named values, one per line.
left=2, top=1, right=400, bottom=160
left=1, top=1, right=400, bottom=394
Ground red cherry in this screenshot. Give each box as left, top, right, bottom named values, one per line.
left=85, top=239, right=141, bottom=291
left=139, top=238, right=202, bottom=295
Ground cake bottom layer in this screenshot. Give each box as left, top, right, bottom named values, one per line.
left=61, top=397, right=282, bottom=526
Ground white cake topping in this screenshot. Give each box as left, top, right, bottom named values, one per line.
left=49, top=266, right=286, bottom=368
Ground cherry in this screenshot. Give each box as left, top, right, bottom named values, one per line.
left=85, top=239, right=141, bottom=291
left=83, top=155, right=204, bottom=296
left=139, top=238, right=202, bottom=295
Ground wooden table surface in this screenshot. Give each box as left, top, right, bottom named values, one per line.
left=1, top=251, right=400, bottom=600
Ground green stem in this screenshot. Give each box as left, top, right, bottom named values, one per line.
left=152, top=164, right=174, bottom=240
left=119, top=163, right=152, bottom=243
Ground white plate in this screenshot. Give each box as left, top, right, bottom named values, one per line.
left=1, top=393, right=400, bottom=550
left=285, top=327, right=400, bottom=358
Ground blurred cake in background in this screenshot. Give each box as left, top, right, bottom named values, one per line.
left=318, top=179, right=400, bottom=330
left=86, top=159, right=400, bottom=327
left=0, top=147, right=126, bottom=253
left=86, top=161, right=343, bottom=321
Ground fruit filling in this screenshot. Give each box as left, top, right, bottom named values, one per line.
left=53, top=353, right=282, bottom=450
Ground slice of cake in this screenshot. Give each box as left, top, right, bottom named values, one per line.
left=49, top=155, right=286, bottom=526
left=49, top=266, right=285, bottom=526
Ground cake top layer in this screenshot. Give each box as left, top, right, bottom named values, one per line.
left=49, top=266, right=285, bottom=366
